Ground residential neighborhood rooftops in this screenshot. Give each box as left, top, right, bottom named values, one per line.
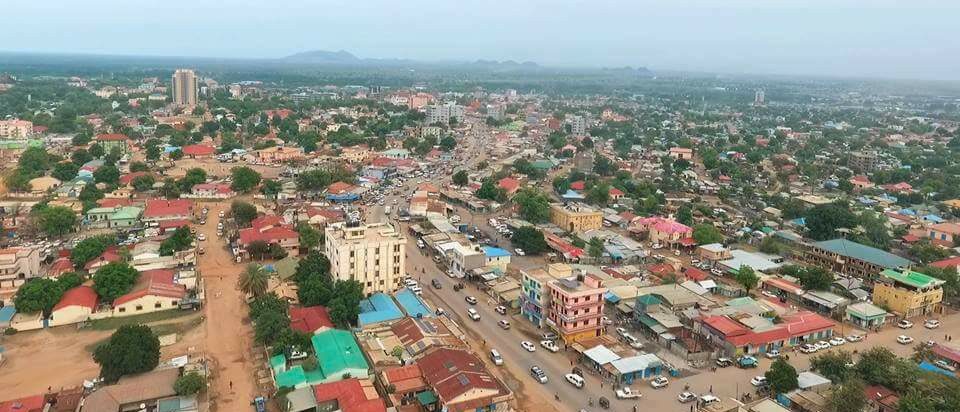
left=812, top=238, right=912, bottom=269
left=879, top=268, right=945, bottom=289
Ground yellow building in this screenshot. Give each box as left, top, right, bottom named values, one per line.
left=872, top=269, right=944, bottom=319
left=325, top=222, right=407, bottom=296
left=549, top=203, right=603, bottom=233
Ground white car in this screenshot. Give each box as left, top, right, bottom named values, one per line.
left=897, top=335, right=914, bottom=345
left=564, top=373, right=585, bottom=388
left=521, top=341, right=536, bottom=352
left=799, top=343, right=818, bottom=354
left=650, top=376, right=669, bottom=389
left=514, top=248, right=526, bottom=256
left=924, top=319, right=941, bottom=329
left=197, top=233, right=206, bottom=241
left=616, top=327, right=628, bottom=337
left=751, top=376, right=768, bottom=387
left=540, top=340, right=560, bottom=352
left=815, top=341, right=831, bottom=351
left=829, top=337, right=846, bottom=346
left=678, top=392, right=697, bottom=403
left=601, top=316, right=613, bottom=325
left=846, top=334, right=864, bottom=342
left=498, top=320, right=511, bottom=329
left=765, top=349, right=781, bottom=359
left=898, top=319, right=914, bottom=329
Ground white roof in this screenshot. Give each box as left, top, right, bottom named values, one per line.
left=699, top=279, right=718, bottom=289
left=699, top=243, right=727, bottom=252
left=797, top=371, right=832, bottom=389
left=719, top=249, right=783, bottom=273
left=680, top=280, right=709, bottom=296
left=583, top=345, right=621, bottom=365
left=610, top=353, right=663, bottom=374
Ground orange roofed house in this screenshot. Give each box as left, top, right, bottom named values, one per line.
left=95, top=133, right=129, bottom=154
left=417, top=347, right=513, bottom=412
left=238, top=215, right=300, bottom=257
left=111, top=269, right=187, bottom=317
left=142, top=199, right=193, bottom=223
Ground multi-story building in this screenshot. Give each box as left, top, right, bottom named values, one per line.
left=0, top=119, right=33, bottom=138
left=545, top=271, right=607, bottom=344
left=0, top=246, right=42, bottom=290
left=424, top=103, right=464, bottom=126
left=799, top=239, right=911, bottom=279
left=325, top=222, right=406, bottom=296
left=550, top=203, right=603, bottom=233
left=568, top=114, right=586, bottom=136
left=849, top=150, right=879, bottom=172
left=171, top=69, right=198, bottom=106
left=629, top=216, right=693, bottom=247
left=928, top=222, right=960, bottom=246
left=872, top=268, right=944, bottom=319
left=520, top=264, right=570, bottom=328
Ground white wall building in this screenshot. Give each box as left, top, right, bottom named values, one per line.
left=325, top=222, right=407, bottom=296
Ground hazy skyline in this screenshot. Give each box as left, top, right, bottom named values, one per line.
left=5, top=0, right=960, bottom=80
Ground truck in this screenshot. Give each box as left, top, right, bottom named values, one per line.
left=615, top=387, right=642, bottom=399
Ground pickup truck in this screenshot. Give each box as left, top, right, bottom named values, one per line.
left=615, top=387, right=642, bottom=399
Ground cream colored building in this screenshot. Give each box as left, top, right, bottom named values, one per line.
left=325, top=222, right=407, bottom=296
left=0, top=246, right=42, bottom=289
left=549, top=203, right=603, bottom=233
left=171, top=69, right=198, bottom=106
left=0, top=119, right=33, bottom=138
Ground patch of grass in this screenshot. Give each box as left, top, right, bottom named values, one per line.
left=85, top=315, right=204, bottom=353
left=89, top=309, right=198, bottom=331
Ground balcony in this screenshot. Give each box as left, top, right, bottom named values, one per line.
left=559, top=297, right=604, bottom=310
left=554, top=310, right=603, bottom=324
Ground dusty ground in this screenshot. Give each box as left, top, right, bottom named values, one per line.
left=166, top=158, right=282, bottom=180
left=197, top=200, right=261, bottom=411
left=0, top=312, right=205, bottom=399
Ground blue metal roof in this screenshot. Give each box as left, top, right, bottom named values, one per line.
left=0, top=306, right=15, bottom=324
left=357, top=293, right=403, bottom=327
left=395, top=288, right=433, bottom=318
left=561, top=189, right=585, bottom=199
left=482, top=246, right=511, bottom=258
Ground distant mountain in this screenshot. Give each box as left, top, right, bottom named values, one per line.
left=283, top=49, right=541, bottom=70
left=601, top=66, right=655, bottom=77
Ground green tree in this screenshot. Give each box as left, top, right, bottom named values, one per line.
left=261, top=179, right=282, bottom=198
left=295, top=251, right=332, bottom=281
left=231, top=166, right=262, bottom=193
left=588, top=237, right=604, bottom=259
left=70, top=235, right=114, bottom=268
left=4, top=170, right=32, bottom=192
left=513, top=188, right=551, bottom=223
left=439, top=135, right=457, bottom=151
left=231, top=201, right=258, bottom=227
left=131, top=174, right=156, bottom=192
left=51, top=162, right=80, bottom=181
left=593, top=155, right=616, bottom=176
left=89, top=143, right=105, bottom=158
left=475, top=179, right=505, bottom=202
left=765, top=358, right=799, bottom=394
left=18, top=147, right=51, bottom=176
left=129, top=161, right=149, bottom=172
left=758, top=237, right=784, bottom=254
left=92, top=262, right=140, bottom=303
left=297, top=223, right=322, bottom=251
left=93, top=164, right=120, bottom=185
left=797, top=266, right=834, bottom=291
left=805, top=202, right=857, bottom=240
left=735, top=265, right=759, bottom=294
left=249, top=293, right=289, bottom=320
left=93, top=325, right=160, bottom=383
left=918, top=265, right=959, bottom=299
left=676, top=205, right=693, bottom=226
left=511, top=226, right=549, bottom=255
left=174, top=372, right=206, bottom=396
left=254, top=306, right=289, bottom=345
left=13, top=278, right=63, bottom=316
left=239, top=264, right=269, bottom=298
left=692, top=224, right=722, bottom=245
left=585, top=183, right=610, bottom=205
left=35, top=206, right=77, bottom=237
left=452, top=170, right=469, bottom=187
left=855, top=347, right=898, bottom=386
left=169, top=149, right=184, bottom=160
left=327, top=280, right=364, bottom=327
left=810, top=350, right=855, bottom=383
left=160, top=226, right=194, bottom=256
left=71, top=148, right=93, bottom=165
left=827, top=379, right=867, bottom=412
left=908, top=240, right=950, bottom=264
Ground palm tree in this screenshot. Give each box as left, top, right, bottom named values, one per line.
left=239, top=264, right=269, bottom=297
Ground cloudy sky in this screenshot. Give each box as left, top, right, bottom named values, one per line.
left=4, top=0, right=959, bottom=80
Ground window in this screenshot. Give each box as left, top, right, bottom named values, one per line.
left=118, top=307, right=126, bottom=313
left=135, top=305, right=143, bottom=311
left=350, top=251, right=355, bottom=257
left=367, top=282, right=372, bottom=287
left=155, top=302, right=162, bottom=309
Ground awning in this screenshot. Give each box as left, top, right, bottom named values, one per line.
left=604, top=291, right=621, bottom=304
left=616, top=301, right=634, bottom=314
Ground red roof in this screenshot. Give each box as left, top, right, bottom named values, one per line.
left=144, top=199, right=193, bottom=218
left=727, top=326, right=791, bottom=347
left=609, top=187, right=624, bottom=196
left=0, top=395, right=46, bottom=412
left=238, top=215, right=296, bottom=246
left=381, top=364, right=427, bottom=393
left=497, top=177, right=520, bottom=193
left=679, top=237, right=697, bottom=246
left=648, top=263, right=674, bottom=275
left=763, top=277, right=804, bottom=296
left=97, top=198, right=133, bottom=208
left=702, top=316, right=749, bottom=337
left=182, top=144, right=216, bottom=157
left=289, top=305, right=333, bottom=334
left=119, top=171, right=151, bottom=186
left=931, top=342, right=960, bottom=363
left=84, top=249, right=122, bottom=270
left=327, top=181, right=354, bottom=195
left=418, top=347, right=503, bottom=408
left=53, top=286, right=98, bottom=312
left=158, top=219, right=190, bottom=230
left=570, top=180, right=585, bottom=190
left=95, top=133, right=128, bottom=141
left=781, top=311, right=835, bottom=336
left=312, top=379, right=386, bottom=412
left=251, top=215, right=284, bottom=228
left=683, top=267, right=709, bottom=281
left=113, top=269, right=186, bottom=305
left=49, top=256, right=75, bottom=277
left=930, top=256, right=960, bottom=269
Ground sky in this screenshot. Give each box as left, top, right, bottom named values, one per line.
left=4, top=0, right=960, bottom=80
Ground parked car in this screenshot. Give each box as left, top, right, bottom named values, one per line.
left=432, top=279, right=442, bottom=289
left=530, top=366, right=548, bottom=383
left=751, top=376, right=768, bottom=387
left=799, top=344, right=818, bottom=354
left=678, top=392, right=697, bottom=403
left=521, top=341, right=536, bottom=352
left=897, top=335, right=914, bottom=345
left=765, top=349, right=780, bottom=359
left=565, top=373, right=585, bottom=388
left=514, top=248, right=526, bottom=256
left=615, top=387, right=642, bottom=399
left=467, top=308, right=480, bottom=321
left=715, top=358, right=734, bottom=368
left=650, top=376, right=669, bottom=389
left=495, top=305, right=507, bottom=315
left=616, top=327, right=628, bottom=337
left=540, top=340, right=560, bottom=352
left=846, top=334, right=864, bottom=342
left=898, top=319, right=914, bottom=329
left=924, top=319, right=941, bottom=329
left=541, top=332, right=558, bottom=341
left=737, top=356, right=758, bottom=368
left=197, top=233, right=206, bottom=241
left=815, top=341, right=831, bottom=351
left=498, top=320, right=511, bottom=330
left=829, top=337, right=846, bottom=346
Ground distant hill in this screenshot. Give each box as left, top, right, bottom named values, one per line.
left=283, top=50, right=361, bottom=64
left=283, top=49, right=542, bottom=70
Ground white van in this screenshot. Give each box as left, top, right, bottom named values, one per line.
left=467, top=308, right=481, bottom=321
left=700, top=395, right=720, bottom=406
left=490, top=349, right=504, bottom=366
left=622, top=333, right=643, bottom=349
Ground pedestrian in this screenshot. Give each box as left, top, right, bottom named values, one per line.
left=229, top=381, right=233, bottom=390
left=710, top=385, right=713, bottom=393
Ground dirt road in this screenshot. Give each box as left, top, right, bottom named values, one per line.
left=197, top=201, right=259, bottom=411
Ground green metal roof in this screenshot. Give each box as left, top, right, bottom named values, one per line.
left=275, top=365, right=307, bottom=389
left=813, top=239, right=911, bottom=269
left=416, top=390, right=438, bottom=405
left=636, top=294, right=662, bottom=306
left=110, top=206, right=142, bottom=220
left=270, top=354, right=286, bottom=370
left=311, top=329, right=368, bottom=380
left=879, top=269, right=945, bottom=289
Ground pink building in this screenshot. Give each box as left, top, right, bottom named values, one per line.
left=630, top=216, right=693, bottom=247
left=546, top=273, right=607, bottom=344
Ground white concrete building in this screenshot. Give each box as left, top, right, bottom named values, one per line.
left=325, top=222, right=407, bottom=296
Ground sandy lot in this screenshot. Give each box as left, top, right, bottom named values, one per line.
left=166, top=158, right=282, bottom=180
